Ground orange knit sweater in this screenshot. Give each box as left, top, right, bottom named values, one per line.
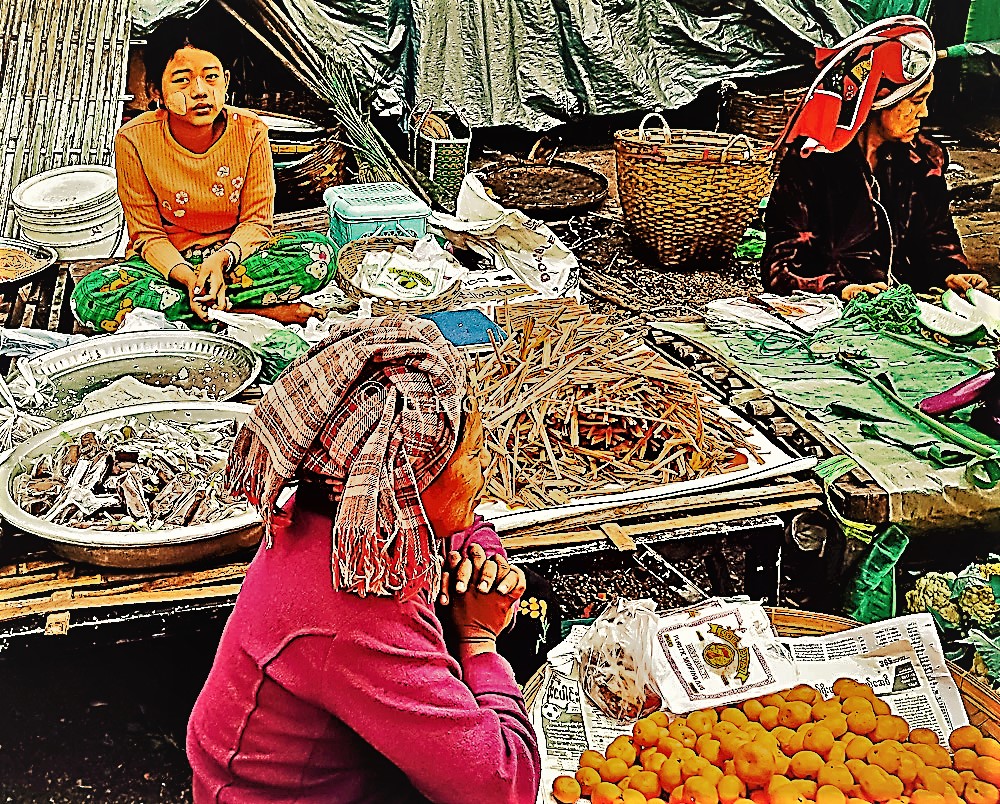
left=115, top=106, right=275, bottom=278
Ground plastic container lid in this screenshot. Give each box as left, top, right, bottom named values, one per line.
left=12, top=165, right=117, bottom=213
left=323, top=182, right=430, bottom=222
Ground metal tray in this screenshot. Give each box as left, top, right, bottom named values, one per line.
left=0, top=237, right=58, bottom=287
left=11, top=331, right=262, bottom=422
left=475, top=159, right=610, bottom=217
left=0, top=402, right=261, bottom=567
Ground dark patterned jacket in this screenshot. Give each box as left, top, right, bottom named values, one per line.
left=761, top=134, right=968, bottom=297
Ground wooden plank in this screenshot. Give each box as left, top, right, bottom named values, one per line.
left=497, top=478, right=821, bottom=540
left=601, top=522, right=636, bottom=551
left=503, top=497, right=823, bottom=551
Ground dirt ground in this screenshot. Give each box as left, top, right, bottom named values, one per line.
left=4, top=124, right=1000, bottom=803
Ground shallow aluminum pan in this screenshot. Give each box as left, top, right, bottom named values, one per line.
left=14, top=330, right=262, bottom=422
left=0, top=402, right=262, bottom=568
left=0, top=237, right=58, bottom=287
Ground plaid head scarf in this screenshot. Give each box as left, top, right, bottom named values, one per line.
left=225, top=315, right=468, bottom=601
left=785, top=16, right=936, bottom=155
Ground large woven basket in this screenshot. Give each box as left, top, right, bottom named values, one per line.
left=335, top=236, right=463, bottom=316
left=722, top=87, right=807, bottom=145
left=614, top=115, right=774, bottom=269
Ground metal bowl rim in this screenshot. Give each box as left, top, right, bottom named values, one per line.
left=0, top=401, right=260, bottom=548
left=0, top=237, right=59, bottom=286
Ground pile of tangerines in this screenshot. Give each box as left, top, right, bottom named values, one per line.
left=551, top=679, right=1000, bottom=804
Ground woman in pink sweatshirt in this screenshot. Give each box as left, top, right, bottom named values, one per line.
left=186, top=316, right=541, bottom=803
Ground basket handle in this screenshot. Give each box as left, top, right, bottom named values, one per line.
left=720, top=134, right=754, bottom=162
left=410, top=98, right=436, bottom=153
left=639, top=113, right=671, bottom=143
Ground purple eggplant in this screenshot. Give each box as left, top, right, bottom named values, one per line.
left=918, top=370, right=996, bottom=416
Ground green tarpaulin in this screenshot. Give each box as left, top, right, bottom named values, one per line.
left=653, top=318, right=1000, bottom=533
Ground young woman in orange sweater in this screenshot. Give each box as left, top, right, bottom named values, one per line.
left=72, top=23, right=336, bottom=332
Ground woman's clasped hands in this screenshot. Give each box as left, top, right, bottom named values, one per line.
left=438, top=543, right=526, bottom=657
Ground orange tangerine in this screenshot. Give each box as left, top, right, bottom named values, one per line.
left=649, top=800, right=669, bottom=804
left=813, top=700, right=844, bottom=719
left=953, top=748, right=979, bottom=772
left=818, top=762, right=855, bottom=792
left=966, top=780, right=1000, bottom=804
left=689, top=710, right=720, bottom=735
left=759, top=707, right=781, bottom=731
left=675, top=748, right=698, bottom=763
left=779, top=702, right=814, bottom=730
left=750, top=790, right=771, bottom=804
left=774, top=754, right=791, bottom=778
left=978, top=739, right=1000, bottom=762
left=593, top=780, right=626, bottom=804
left=827, top=742, right=848, bottom=765
left=840, top=696, right=874, bottom=715
left=752, top=731, right=781, bottom=754
left=632, top=770, right=663, bottom=799
left=660, top=734, right=685, bottom=756
left=608, top=739, right=639, bottom=767
left=858, top=764, right=904, bottom=802
left=804, top=726, right=836, bottom=759
left=908, top=729, right=939, bottom=746
left=577, top=765, right=603, bottom=795
left=790, top=751, right=825, bottom=780
left=684, top=775, right=721, bottom=804
left=733, top=742, right=778, bottom=789
left=939, top=767, right=963, bottom=794
left=714, top=722, right=742, bottom=741
left=651, top=711, right=671, bottom=728
left=582, top=750, right=609, bottom=769
left=787, top=685, right=821, bottom=705
left=975, top=756, right=1000, bottom=787
left=703, top=766, right=726, bottom=788
left=622, top=790, right=647, bottom=804
left=682, top=756, right=713, bottom=781
left=720, top=733, right=752, bottom=762
left=659, top=758, right=683, bottom=790
left=832, top=679, right=865, bottom=699
left=950, top=726, right=984, bottom=751
left=636, top=718, right=664, bottom=748
left=770, top=783, right=808, bottom=804
left=917, top=767, right=949, bottom=794
left=601, top=758, right=632, bottom=783
left=718, top=774, right=748, bottom=804
left=744, top=701, right=766, bottom=723
left=744, top=723, right=768, bottom=738
left=846, top=710, right=876, bottom=736
left=721, top=708, right=751, bottom=727
left=910, top=744, right=952, bottom=769
left=867, top=743, right=902, bottom=774
left=645, top=753, right=669, bottom=775
left=817, top=785, right=848, bottom=804
left=872, top=698, right=891, bottom=716
left=768, top=775, right=793, bottom=797
left=761, top=693, right=786, bottom=708
left=670, top=722, right=698, bottom=749
left=786, top=733, right=806, bottom=756
left=872, top=716, right=910, bottom=744
left=789, top=779, right=818, bottom=799
left=897, top=752, right=922, bottom=787
left=909, top=791, right=946, bottom=804
left=553, top=775, right=584, bottom=803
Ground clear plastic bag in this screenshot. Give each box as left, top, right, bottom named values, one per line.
left=578, top=598, right=664, bottom=721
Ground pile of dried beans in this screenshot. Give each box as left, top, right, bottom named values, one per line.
left=469, top=300, right=755, bottom=510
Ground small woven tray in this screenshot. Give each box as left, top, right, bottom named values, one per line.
left=335, top=236, right=463, bottom=316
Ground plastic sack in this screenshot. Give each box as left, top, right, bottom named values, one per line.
left=844, top=524, right=910, bottom=623
left=577, top=598, right=663, bottom=721
left=253, top=330, right=310, bottom=383
left=116, top=308, right=186, bottom=334
left=0, top=328, right=87, bottom=359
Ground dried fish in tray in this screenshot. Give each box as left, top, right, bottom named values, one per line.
left=13, top=416, right=246, bottom=532
left=470, top=299, right=758, bottom=511
left=0, top=403, right=259, bottom=558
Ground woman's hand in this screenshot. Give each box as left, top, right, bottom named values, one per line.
left=438, top=543, right=521, bottom=606
left=841, top=282, right=888, bottom=301
left=194, top=251, right=232, bottom=314
left=945, top=273, right=989, bottom=292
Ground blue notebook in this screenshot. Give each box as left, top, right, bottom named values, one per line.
left=420, top=309, right=507, bottom=350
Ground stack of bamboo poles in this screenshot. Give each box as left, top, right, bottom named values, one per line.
left=0, top=0, right=131, bottom=237
left=470, top=300, right=756, bottom=510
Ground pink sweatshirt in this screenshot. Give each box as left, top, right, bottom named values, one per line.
left=186, top=504, right=540, bottom=803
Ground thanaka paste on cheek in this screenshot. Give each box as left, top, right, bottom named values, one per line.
left=164, top=90, right=187, bottom=115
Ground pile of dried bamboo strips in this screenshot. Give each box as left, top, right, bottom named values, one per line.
left=469, top=299, right=756, bottom=510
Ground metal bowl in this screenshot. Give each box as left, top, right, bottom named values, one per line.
left=0, top=402, right=261, bottom=568
left=475, top=159, right=610, bottom=217
left=0, top=237, right=58, bottom=287
left=11, top=331, right=262, bottom=422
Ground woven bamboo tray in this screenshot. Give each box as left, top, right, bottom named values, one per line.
left=614, top=115, right=774, bottom=269
left=769, top=607, right=1000, bottom=738
left=335, top=236, right=464, bottom=316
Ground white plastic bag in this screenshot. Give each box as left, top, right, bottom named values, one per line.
left=578, top=598, right=664, bottom=721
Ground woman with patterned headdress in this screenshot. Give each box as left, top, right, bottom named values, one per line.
left=763, top=16, right=988, bottom=301
left=186, top=316, right=540, bottom=803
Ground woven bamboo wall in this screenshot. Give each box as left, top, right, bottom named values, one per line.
left=0, top=0, right=131, bottom=237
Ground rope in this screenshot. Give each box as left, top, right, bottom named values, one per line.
left=840, top=284, right=921, bottom=334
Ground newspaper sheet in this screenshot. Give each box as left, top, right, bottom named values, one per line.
left=527, top=609, right=968, bottom=804
left=776, top=613, right=968, bottom=742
